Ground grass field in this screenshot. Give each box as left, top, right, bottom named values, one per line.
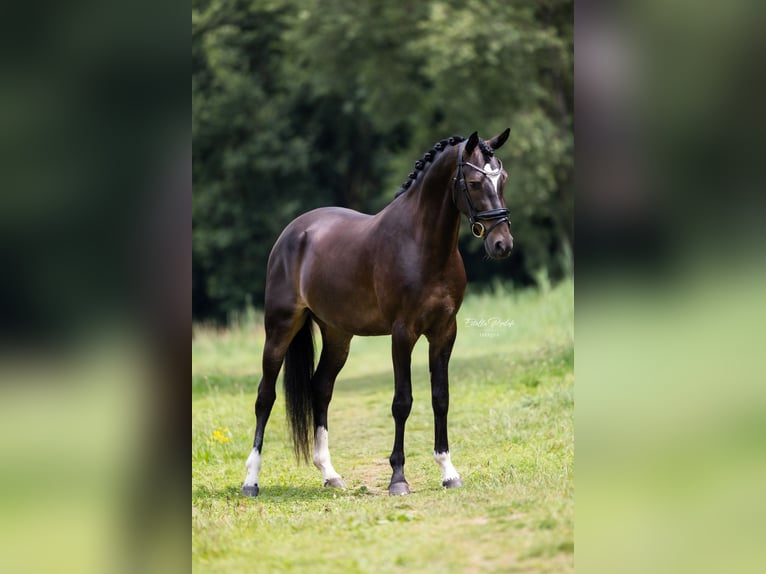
left=192, top=278, right=573, bottom=573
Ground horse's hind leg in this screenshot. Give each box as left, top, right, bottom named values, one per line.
left=311, top=326, right=352, bottom=488
left=241, top=308, right=305, bottom=497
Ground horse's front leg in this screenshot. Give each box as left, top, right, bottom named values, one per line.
left=388, top=322, right=417, bottom=495
left=428, top=321, right=463, bottom=488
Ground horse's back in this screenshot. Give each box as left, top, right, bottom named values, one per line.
left=292, top=206, right=372, bottom=238
left=271, top=207, right=373, bottom=263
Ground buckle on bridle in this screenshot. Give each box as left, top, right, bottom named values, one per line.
left=471, top=222, right=486, bottom=238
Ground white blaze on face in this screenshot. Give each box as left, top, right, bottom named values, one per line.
left=484, top=162, right=501, bottom=194
left=313, top=426, right=342, bottom=481
left=244, top=448, right=262, bottom=487
left=434, top=450, right=461, bottom=482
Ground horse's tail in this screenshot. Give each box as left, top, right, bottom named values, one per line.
left=283, top=313, right=315, bottom=463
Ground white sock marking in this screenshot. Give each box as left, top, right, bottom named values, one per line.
left=243, top=448, right=261, bottom=487
left=434, top=450, right=461, bottom=482
left=313, top=427, right=341, bottom=481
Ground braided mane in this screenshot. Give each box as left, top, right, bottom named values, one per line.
left=395, top=135, right=495, bottom=198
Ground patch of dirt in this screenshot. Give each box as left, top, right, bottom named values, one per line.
left=343, top=458, right=391, bottom=495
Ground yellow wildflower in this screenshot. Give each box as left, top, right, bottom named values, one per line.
left=210, top=426, right=232, bottom=444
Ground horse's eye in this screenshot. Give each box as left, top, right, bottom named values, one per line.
left=469, top=181, right=481, bottom=191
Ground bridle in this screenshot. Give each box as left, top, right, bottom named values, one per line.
left=452, top=141, right=511, bottom=239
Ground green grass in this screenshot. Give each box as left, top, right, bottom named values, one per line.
left=192, top=279, right=573, bottom=573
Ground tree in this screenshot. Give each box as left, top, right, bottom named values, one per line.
left=193, top=0, right=573, bottom=322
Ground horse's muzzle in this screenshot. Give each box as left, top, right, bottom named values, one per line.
left=486, top=235, right=513, bottom=259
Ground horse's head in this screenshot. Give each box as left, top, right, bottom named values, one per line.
left=453, top=129, right=513, bottom=260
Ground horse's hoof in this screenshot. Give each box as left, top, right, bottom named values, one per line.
left=388, top=481, right=411, bottom=496
left=442, top=477, right=463, bottom=489
left=241, top=484, right=260, bottom=497
left=323, top=477, right=346, bottom=489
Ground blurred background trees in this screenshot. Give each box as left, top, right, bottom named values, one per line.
left=193, top=0, right=573, bottom=323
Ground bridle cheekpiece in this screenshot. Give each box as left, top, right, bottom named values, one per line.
left=453, top=141, right=511, bottom=239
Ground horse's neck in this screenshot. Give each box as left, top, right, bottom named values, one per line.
left=395, top=151, right=462, bottom=261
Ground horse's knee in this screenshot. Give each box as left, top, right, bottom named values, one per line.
left=391, top=394, right=413, bottom=420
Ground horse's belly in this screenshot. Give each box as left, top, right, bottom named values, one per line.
left=297, top=248, right=388, bottom=335
left=305, top=280, right=390, bottom=336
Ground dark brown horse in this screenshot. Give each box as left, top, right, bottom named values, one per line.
left=242, top=129, right=513, bottom=496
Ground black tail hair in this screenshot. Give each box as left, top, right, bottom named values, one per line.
left=283, top=314, right=315, bottom=463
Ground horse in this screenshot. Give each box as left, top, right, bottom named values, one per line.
left=241, top=129, right=513, bottom=496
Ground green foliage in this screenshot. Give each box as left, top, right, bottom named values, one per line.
left=193, top=0, right=573, bottom=322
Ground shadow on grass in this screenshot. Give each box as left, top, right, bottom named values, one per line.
left=193, top=483, right=374, bottom=504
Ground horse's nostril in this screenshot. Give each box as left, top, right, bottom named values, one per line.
left=493, top=238, right=513, bottom=257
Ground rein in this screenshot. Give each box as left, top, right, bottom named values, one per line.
left=452, top=141, right=511, bottom=239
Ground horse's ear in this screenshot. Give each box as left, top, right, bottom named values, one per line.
left=488, top=128, right=511, bottom=151
left=464, top=131, right=479, bottom=156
